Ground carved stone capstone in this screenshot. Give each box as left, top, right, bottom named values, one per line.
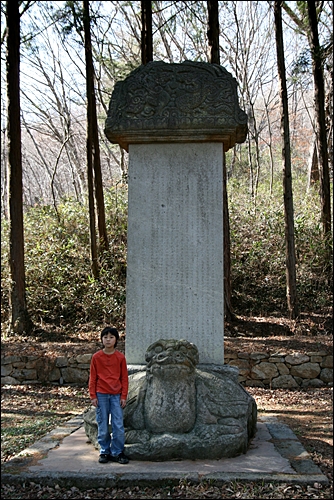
left=84, top=339, right=257, bottom=461
left=104, top=60, right=248, bottom=151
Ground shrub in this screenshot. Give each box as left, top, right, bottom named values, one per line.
left=229, top=176, right=332, bottom=315
left=1, top=186, right=128, bottom=332
left=1, top=178, right=332, bottom=334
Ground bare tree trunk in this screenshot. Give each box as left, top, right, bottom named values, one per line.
left=247, top=138, right=254, bottom=198
left=324, top=49, right=333, bottom=177
left=307, top=137, right=320, bottom=190
left=207, top=0, right=234, bottom=321
left=229, top=146, right=237, bottom=178
left=6, top=0, right=33, bottom=333
left=83, top=0, right=99, bottom=278
left=307, top=0, right=332, bottom=244
left=120, top=146, right=127, bottom=179
left=83, top=0, right=109, bottom=254
left=260, top=85, right=275, bottom=195
left=141, top=1, right=153, bottom=65
left=268, top=127, right=275, bottom=196
left=207, top=1, right=220, bottom=64
left=245, top=100, right=261, bottom=204
left=1, top=99, right=8, bottom=217
left=223, top=151, right=235, bottom=321
left=86, top=137, right=99, bottom=279
left=51, top=134, right=73, bottom=220
left=274, top=1, right=298, bottom=320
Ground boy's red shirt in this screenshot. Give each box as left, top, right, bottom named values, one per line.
left=89, top=349, right=128, bottom=400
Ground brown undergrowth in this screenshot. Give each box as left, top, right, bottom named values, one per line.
left=1, top=311, right=333, bottom=357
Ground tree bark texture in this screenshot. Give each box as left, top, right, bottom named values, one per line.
left=307, top=0, right=332, bottom=240
left=83, top=0, right=99, bottom=278
left=274, top=1, right=298, bottom=319
left=83, top=0, right=109, bottom=255
left=141, top=1, right=153, bottom=65
left=6, top=0, right=32, bottom=333
left=223, top=152, right=235, bottom=321
left=207, top=0, right=220, bottom=64
left=307, top=139, right=319, bottom=189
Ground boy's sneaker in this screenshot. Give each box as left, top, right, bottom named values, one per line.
left=98, top=453, right=110, bottom=463
left=110, top=451, right=129, bottom=464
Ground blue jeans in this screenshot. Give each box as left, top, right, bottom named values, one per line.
left=96, top=393, right=125, bottom=456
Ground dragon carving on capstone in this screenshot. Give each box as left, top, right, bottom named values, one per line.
left=84, top=339, right=257, bottom=461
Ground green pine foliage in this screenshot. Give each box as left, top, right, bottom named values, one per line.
left=1, top=178, right=332, bottom=334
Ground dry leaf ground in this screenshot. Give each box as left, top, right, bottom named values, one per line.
left=1, top=320, right=333, bottom=499
left=1, top=386, right=332, bottom=499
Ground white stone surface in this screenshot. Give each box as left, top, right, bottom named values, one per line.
left=125, top=143, right=224, bottom=365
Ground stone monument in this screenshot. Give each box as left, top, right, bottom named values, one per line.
left=105, top=60, right=248, bottom=367
left=84, top=61, right=257, bottom=460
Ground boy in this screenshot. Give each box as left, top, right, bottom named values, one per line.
left=89, top=326, right=129, bottom=464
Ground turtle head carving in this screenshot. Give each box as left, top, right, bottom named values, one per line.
left=145, top=338, right=199, bottom=372
left=143, top=339, right=199, bottom=433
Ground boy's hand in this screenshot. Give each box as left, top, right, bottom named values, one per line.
left=120, top=399, right=126, bottom=408
left=91, top=398, right=98, bottom=407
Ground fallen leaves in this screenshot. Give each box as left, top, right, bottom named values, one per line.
left=1, top=350, right=333, bottom=499
left=1, top=480, right=333, bottom=499
left=1, top=385, right=89, bottom=463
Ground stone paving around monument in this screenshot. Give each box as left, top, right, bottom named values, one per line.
left=2, top=414, right=328, bottom=490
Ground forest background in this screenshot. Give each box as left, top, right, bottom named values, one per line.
left=0, top=2, right=333, bottom=499
left=1, top=0, right=333, bottom=335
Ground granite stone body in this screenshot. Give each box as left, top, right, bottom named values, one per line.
left=125, top=141, right=224, bottom=365
left=144, top=339, right=199, bottom=433
left=84, top=340, right=257, bottom=461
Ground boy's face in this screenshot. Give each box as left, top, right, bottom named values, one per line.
left=102, top=333, right=117, bottom=348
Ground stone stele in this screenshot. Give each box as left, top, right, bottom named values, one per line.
left=92, top=61, right=256, bottom=460
left=105, top=60, right=248, bottom=366
left=84, top=339, right=257, bottom=460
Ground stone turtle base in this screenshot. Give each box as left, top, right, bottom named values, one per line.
left=84, top=364, right=257, bottom=461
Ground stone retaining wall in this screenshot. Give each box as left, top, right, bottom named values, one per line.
left=224, top=351, right=333, bottom=388
left=1, top=353, right=92, bottom=386
left=1, top=350, right=332, bottom=388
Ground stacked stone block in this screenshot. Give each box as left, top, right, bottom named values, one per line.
left=1, top=350, right=332, bottom=388
left=224, top=351, right=333, bottom=388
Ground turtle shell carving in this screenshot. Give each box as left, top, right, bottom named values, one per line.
left=84, top=339, right=257, bottom=461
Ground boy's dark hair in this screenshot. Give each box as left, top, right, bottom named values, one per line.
left=101, top=327, right=119, bottom=347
